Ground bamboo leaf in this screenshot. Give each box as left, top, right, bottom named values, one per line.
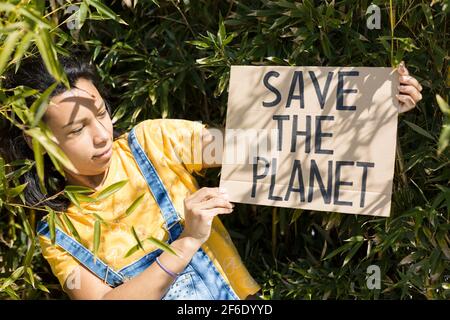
left=0, top=266, right=24, bottom=291
left=37, top=283, right=50, bottom=293
left=34, top=28, right=65, bottom=84
left=323, top=242, right=353, bottom=261
left=64, top=185, right=95, bottom=194
left=6, top=182, right=28, bottom=198
left=3, top=287, right=20, bottom=300
left=0, top=3, right=15, bottom=11
left=185, top=40, right=210, bottom=49
left=265, top=56, right=288, bottom=65
left=74, top=194, right=97, bottom=203
left=222, top=33, right=235, bottom=46
left=23, top=240, right=35, bottom=268
left=342, top=241, right=364, bottom=267
left=47, top=206, right=56, bottom=245
left=438, top=124, right=450, bottom=155
left=124, top=243, right=140, bottom=258
left=290, top=209, right=303, bottom=225
left=61, top=212, right=81, bottom=242
left=131, top=226, right=145, bottom=252
left=124, top=236, right=178, bottom=258
left=78, top=3, right=89, bottom=29
left=403, top=120, right=435, bottom=141
left=344, top=236, right=365, bottom=242
left=145, top=237, right=178, bottom=257
left=86, top=0, right=128, bottom=25
left=111, top=102, right=128, bottom=124
left=54, top=212, right=64, bottom=230
left=217, top=14, right=226, bottom=47
left=91, top=213, right=109, bottom=226
left=95, top=179, right=128, bottom=201
left=0, top=156, right=6, bottom=190
left=32, top=137, right=47, bottom=195
left=18, top=7, right=52, bottom=29
left=65, top=186, right=96, bottom=203
left=0, top=22, right=27, bottom=33
left=30, top=82, right=58, bottom=126
left=0, top=30, right=21, bottom=75
left=46, top=150, right=66, bottom=178
left=26, top=267, right=35, bottom=288
left=116, top=193, right=145, bottom=220
left=18, top=207, right=33, bottom=238
left=320, top=32, right=332, bottom=59
left=25, top=127, right=79, bottom=174
left=93, top=220, right=101, bottom=257
left=64, top=190, right=82, bottom=210
left=12, top=32, right=34, bottom=67
left=436, top=95, right=450, bottom=154
left=437, top=94, right=450, bottom=115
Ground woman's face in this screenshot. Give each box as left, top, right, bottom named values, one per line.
left=43, top=78, right=114, bottom=176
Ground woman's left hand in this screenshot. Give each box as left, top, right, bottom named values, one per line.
left=396, top=61, right=423, bottom=113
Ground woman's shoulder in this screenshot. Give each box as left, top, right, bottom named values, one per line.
left=134, top=118, right=200, bottom=132
left=132, top=118, right=205, bottom=150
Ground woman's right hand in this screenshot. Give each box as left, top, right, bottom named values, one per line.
left=181, top=187, right=234, bottom=246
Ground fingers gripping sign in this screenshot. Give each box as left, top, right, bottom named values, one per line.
left=182, top=187, right=235, bottom=245
left=396, top=61, right=423, bottom=113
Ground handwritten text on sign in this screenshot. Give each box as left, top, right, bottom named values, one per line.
left=219, top=66, right=399, bottom=217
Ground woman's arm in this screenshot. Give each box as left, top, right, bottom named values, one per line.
left=65, top=187, right=234, bottom=300
left=202, top=126, right=224, bottom=169
left=65, top=234, right=201, bottom=300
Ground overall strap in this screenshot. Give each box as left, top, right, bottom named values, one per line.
left=36, top=220, right=124, bottom=287
left=127, top=127, right=183, bottom=241
left=125, top=126, right=240, bottom=300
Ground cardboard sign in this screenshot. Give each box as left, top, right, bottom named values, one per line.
left=219, top=66, right=399, bottom=217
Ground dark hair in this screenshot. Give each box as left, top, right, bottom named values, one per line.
left=0, top=53, right=122, bottom=213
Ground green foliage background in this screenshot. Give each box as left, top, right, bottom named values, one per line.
left=0, top=0, right=449, bottom=299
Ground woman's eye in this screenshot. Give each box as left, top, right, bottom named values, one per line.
left=98, top=111, right=107, bottom=118
left=71, top=126, right=83, bottom=135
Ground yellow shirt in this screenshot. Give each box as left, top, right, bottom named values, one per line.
left=38, top=118, right=261, bottom=299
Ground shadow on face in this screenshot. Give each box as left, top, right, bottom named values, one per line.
left=43, top=78, right=114, bottom=176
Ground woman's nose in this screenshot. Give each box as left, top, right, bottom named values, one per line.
left=93, top=119, right=110, bottom=144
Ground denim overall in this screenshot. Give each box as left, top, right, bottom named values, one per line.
left=37, top=126, right=240, bottom=300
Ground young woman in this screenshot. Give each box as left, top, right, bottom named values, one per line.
left=1, top=55, right=422, bottom=300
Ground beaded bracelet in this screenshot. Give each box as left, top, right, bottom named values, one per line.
left=155, top=256, right=180, bottom=279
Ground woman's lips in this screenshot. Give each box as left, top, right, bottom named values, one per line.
left=93, top=146, right=112, bottom=160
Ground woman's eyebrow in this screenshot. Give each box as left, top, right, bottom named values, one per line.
left=62, top=101, right=106, bottom=128
left=63, top=118, right=87, bottom=128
